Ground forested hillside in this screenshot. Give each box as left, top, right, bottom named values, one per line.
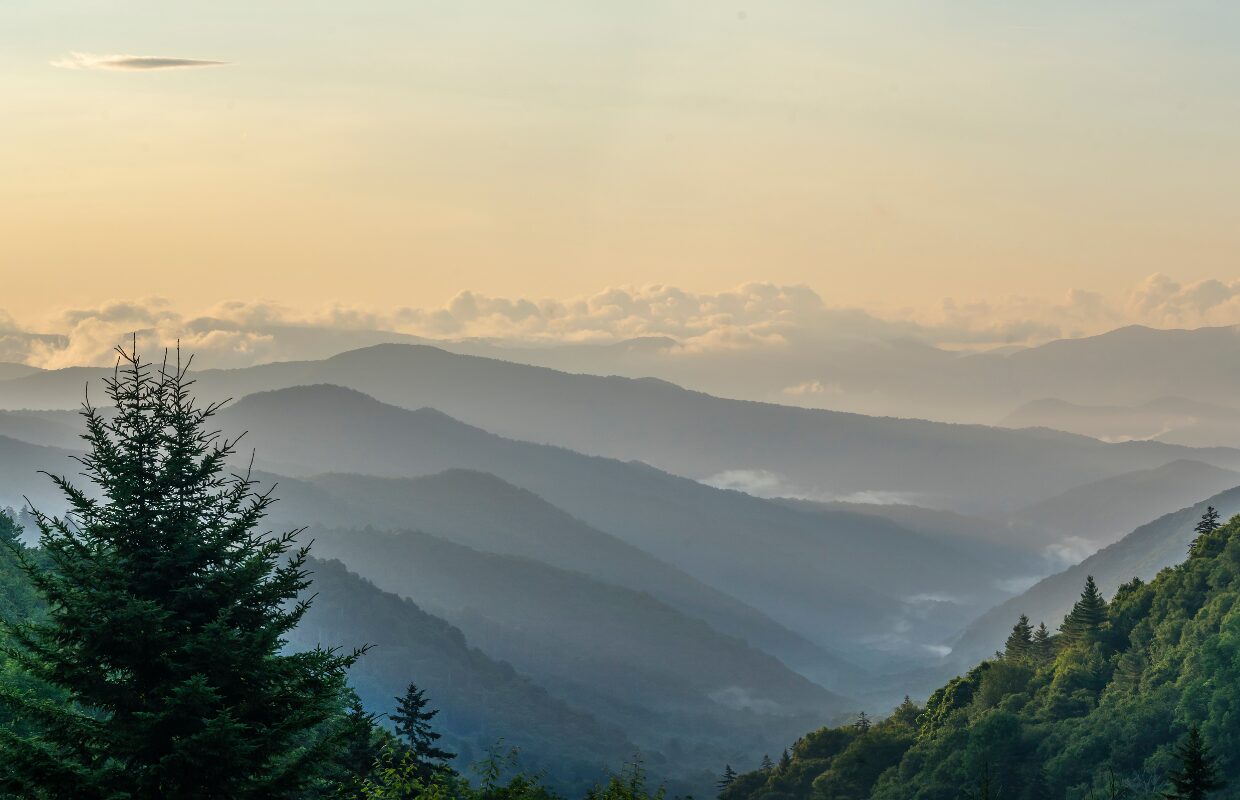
left=309, top=526, right=845, bottom=770
left=954, top=487, right=1240, bottom=663
left=721, top=511, right=1240, bottom=800
left=290, top=558, right=637, bottom=795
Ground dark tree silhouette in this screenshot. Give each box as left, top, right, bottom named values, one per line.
left=717, top=764, right=737, bottom=793
left=1195, top=507, right=1222, bottom=536
left=1190, top=507, right=1225, bottom=558
left=1163, top=726, right=1223, bottom=800
left=0, top=346, right=358, bottom=799
left=391, top=682, right=455, bottom=771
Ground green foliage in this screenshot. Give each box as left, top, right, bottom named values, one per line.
left=0, top=347, right=359, bottom=799
left=0, top=511, right=20, bottom=547
left=1031, top=621, right=1054, bottom=663
left=1004, top=614, right=1035, bottom=662
left=726, top=513, right=1240, bottom=800
left=1163, top=727, right=1223, bottom=800
left=1060, top=575, right=1108, bottom=645
left=720, top=697, right=920, bottom=800
left=586, top=758, right=666, bottom=800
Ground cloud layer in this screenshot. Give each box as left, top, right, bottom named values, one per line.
left=5, top=274, right=1240, bottom=371
left=51, top=53, right=228, bottom=71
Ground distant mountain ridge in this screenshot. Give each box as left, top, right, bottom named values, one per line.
left=1009, top=459, right=1240, bottom=550
left=951, top=484, right=1240, bottom=663
left=5, top=343, right=1240, bottom=516
left=216, top=383, right=1029, bottom=662
left=304, top=470, right=859, bottom=685
left=1003, top=394, right=1240, bottom=448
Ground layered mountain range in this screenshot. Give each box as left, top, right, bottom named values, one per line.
left=4, top=325, right=1240, bottom=793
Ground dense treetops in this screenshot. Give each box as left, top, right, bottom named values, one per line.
left=722, top=508, right=1240, bottom=800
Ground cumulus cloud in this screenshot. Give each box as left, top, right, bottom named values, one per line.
left=51, top=52, right=228, bottom=71
left=1126, top=273, right=1240, bottom=327
left=387, top=283, right=834, bottom=349
left=8, top=273, right=1240, bottom=371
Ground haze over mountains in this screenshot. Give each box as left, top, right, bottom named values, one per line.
left=4, top=324, right=1240, bottom=792
left=10, top=320, right=1240, bottom=426
left=6, top=338, right=1240, bottom=516
left=951, top=484, right=1240, bottom=665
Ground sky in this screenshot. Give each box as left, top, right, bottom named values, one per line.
left=3, top=1, right=1240, bottom=358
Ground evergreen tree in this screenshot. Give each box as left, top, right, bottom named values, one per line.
left=1163, top=726, right=1223, bottom=800
left=891, top=695, right=921, bottom=727
left=760, top=754, right=774, bottom=772
left=390, top=682, right=455, bottom=771
left=1061, top=575, right=1108, bottom=645
left=1032, top=621, right=1053, bottom=662
left=0, top=509, right=20, bottom=546
left=1195, top=507, right=1221, bottom=536
left=854, top=710, right=871, bottom=733
left=1190, top=507, right=1225, bottom=558
left=0, top=346, right=359, bottom=799
left=777, top=749, right=792, bottom=773
left=1004, top=614, right=1034, bottom=661
left=323, top=692, right=390, bottom=794
left=717, top=764, right=737, bottom=793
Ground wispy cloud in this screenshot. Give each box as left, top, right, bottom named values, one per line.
left=51, top=52, right=228, bottom=71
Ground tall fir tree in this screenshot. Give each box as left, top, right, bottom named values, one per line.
left=0, top=346, right=359, bottom=799
left=717, top=764, right=737, bottom=793
left=1195, top=506, right=1221, bottom=536
left=760, top=754, right=774, bottom=772
left=1003, top=614, right=1034, bottom=661
left=1060, top=575, right=1107, bottom=645
left=1190, top=507, right=1225, bottom=558
left=777, top=749, right=792, bottom=773
left=1031, top=621, right=1053, bottom=662
left=1163, top=726, right=1224, bottom=800
left=390, top=682, right=454, bottom=772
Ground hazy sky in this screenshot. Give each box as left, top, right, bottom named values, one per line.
left=4, top=1, right=1240, bottom=329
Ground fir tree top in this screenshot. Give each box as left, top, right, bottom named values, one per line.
left=717, top=764, right=737, bottom=793
left=390, top=682, right=455, bottom=770
left=1004, top=614, right=1034, bottom=661
left=1190, top=507, right=1226, bottom=559
left=1061, top=575, right=1107, bottom=644
left=1195, top=506, right=1222, bottom=536
left=0, top=345, right=359, bottom=799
